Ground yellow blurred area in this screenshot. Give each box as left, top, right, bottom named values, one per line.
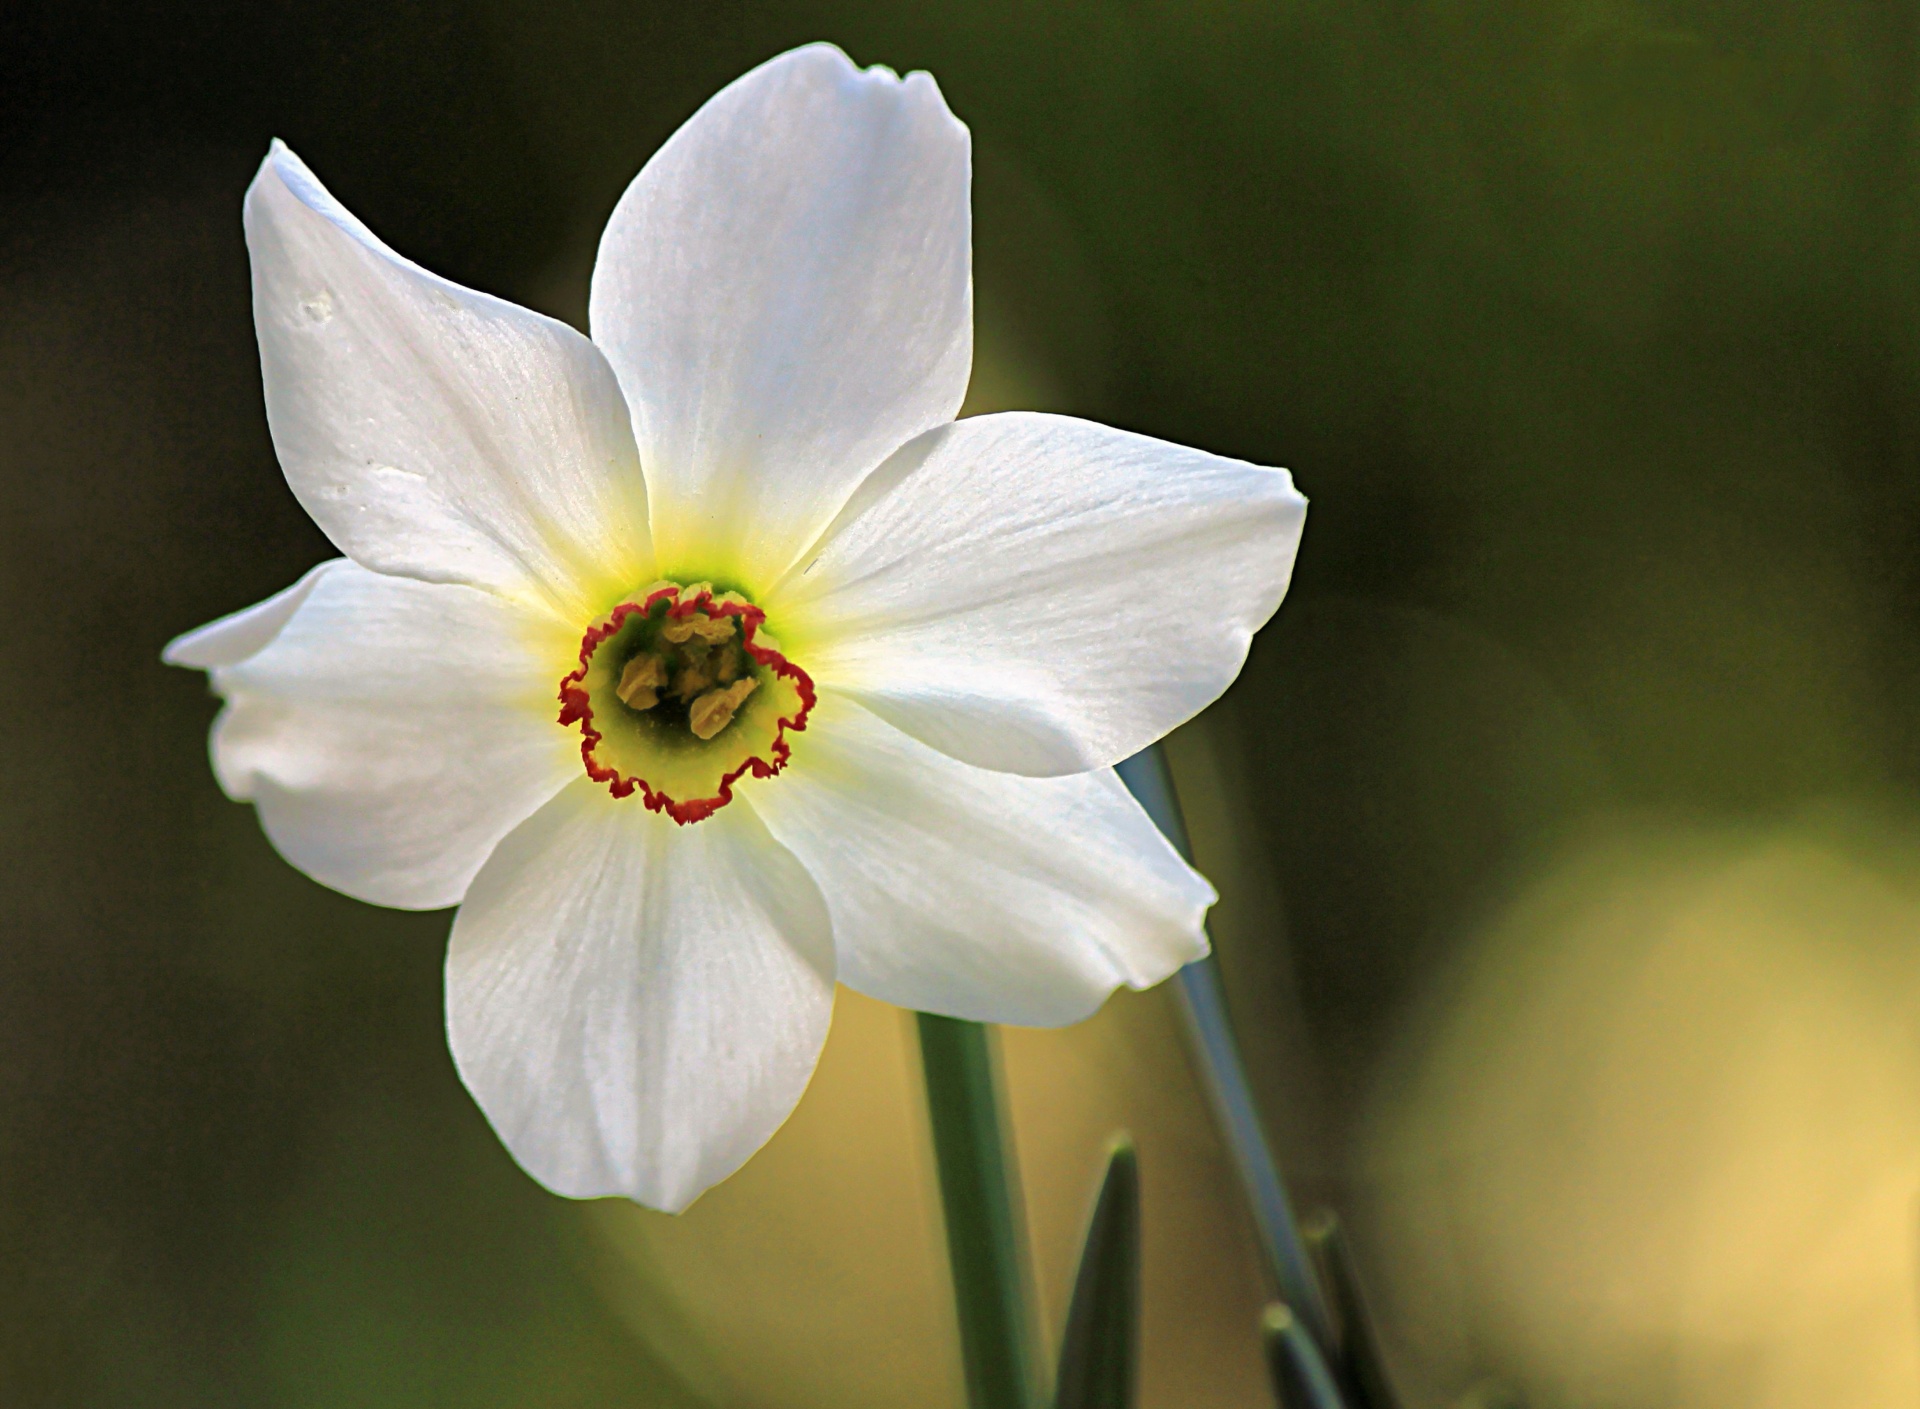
left=571, top=712, right=1329, bottom=1408
left=1363, top=811, right=1920, bottom=1408
left=586, top=980, right=1271, bottom=1408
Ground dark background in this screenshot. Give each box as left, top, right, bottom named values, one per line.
left=6, top=1, right=1920, bottom=1404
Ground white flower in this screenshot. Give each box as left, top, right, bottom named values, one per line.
left=164, top=43, right=1306, bottom=1212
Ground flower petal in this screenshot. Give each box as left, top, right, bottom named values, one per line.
left=588, top=43, right=971, bottom=587
left=248, top=141, right=654, bottom=618
left=774, top=412, right=1307, bottom=776
left=202, top=560, right=579, bottom=909
left=161, top=559, right=332, bottom=668
left=754, top=693, right=1213, bottom=1026
left=445, top=780, right=836, bottom=1210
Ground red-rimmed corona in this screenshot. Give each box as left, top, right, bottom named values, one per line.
left=164, top=43, right=1306, bottom=1212
left=559, top=582, right=816, bottom=823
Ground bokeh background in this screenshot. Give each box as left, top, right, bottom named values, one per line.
left=7, top=0, right=1920, bottom=1404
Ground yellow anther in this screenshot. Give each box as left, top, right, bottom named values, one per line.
left=672, top=657, right=716, bottom=700
left=688, top=677, right=759, bottom=741
left=568, top=576, right=809, bottom=815
left=661, top=610, right=735, bottom=646
left=615, top=654, right=667, bottom=710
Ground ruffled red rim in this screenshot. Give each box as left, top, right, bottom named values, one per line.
left=557, top=584, right=815, bottom=824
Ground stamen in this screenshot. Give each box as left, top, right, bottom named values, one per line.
left=689, top=678, right=759, bottom=740
left=671, top=656, right=715, bottom=700
left=662, top=611, right=737, bottom=646
left=616, top=654, right=667, bottom=710
left=558, top=581, right=815, bottom=824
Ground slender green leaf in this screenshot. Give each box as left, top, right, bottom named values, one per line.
left=916, top=1013, right=1040, bottom=1409
left=1262, top=1303, right=1350, bottom=1409
left=1052, top=1136, right=1141, bottom=1409
left=1304, top=1210, right=1400, bottom=1409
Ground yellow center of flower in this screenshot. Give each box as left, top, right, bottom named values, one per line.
left=558, top=581, right=813, bottom=823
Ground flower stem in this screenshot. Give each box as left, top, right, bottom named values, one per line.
left=916, top=1012, right=1040, bottom=1409
left=1114, top=744, right=1338, bottom=1353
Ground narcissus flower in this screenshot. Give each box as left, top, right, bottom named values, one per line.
left=165, top=43, right=1306, bottom=1211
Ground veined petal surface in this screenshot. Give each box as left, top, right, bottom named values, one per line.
left=206, top=560, right=578, bottom=910
left=588, top=43, right=971, bottom=588
left=775, top=412, right=1307, bottom=775
left=446, top=780, right=835, bottom=1211
left=754, top=694, right=1213, bottom=1026
left=248, top=142, right=654, bottom=619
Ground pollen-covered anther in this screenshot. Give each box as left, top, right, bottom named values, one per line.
left=661, top=611, right=736, bottom=646
left=557, top=580, right=816, bottom=823
left=690, top=677, right=759, bottom=740
left=616, top=654, right=667, bottom=710
left=671, top=655, right=715, bottom=700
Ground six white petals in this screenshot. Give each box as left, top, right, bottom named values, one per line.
left=168, top=41, right=1306, bottom=1210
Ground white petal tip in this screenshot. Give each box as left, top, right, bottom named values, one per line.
left=528, top=1168, right=704, bottom=1213
left=246, top=140, right=365, bottom=250
left=759, top=41, right=959, bottom=116
left=251, top=138, right=311, bottom=201
left=162, top=561, right=337, bottom=670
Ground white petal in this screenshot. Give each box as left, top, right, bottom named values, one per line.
left=161, top=559, right=333, bottom=668
left=755, top=694, right=1213, bottom=1026
left=588, top=43, right=971, bottom=587
left=205, top=561, right=579, bottom=909
left=248, top=141, right=654, bottom=618
left=445, top=780, right=836, bottom=1210
left=774, top=412, right=1307, bottom=775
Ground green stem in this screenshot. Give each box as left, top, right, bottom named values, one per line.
left=916, top=1012, right=1039, bottom=1409
left=1114, top=745, right=1338, bottom=1352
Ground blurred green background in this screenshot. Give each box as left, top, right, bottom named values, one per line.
left=7, top=0, right=1920, bottom=1405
